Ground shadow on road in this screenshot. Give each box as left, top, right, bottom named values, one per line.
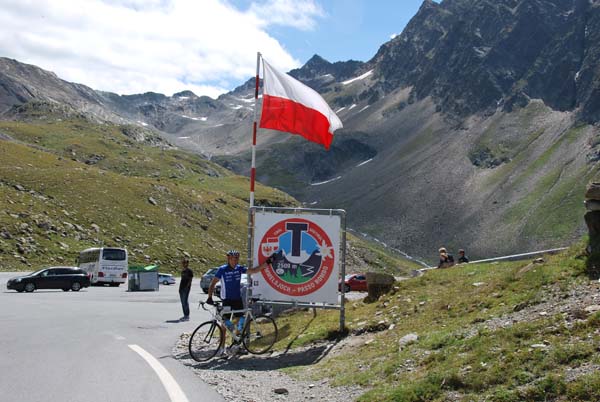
left=181, top=343, right=333, bottom=372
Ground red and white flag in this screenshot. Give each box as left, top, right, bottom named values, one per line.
left=259, top=59, right=342, bottom=150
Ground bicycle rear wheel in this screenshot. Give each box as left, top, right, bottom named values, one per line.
left=243, top=315, right=277, bottom=354
left=188, top=321, right=223, bottom=362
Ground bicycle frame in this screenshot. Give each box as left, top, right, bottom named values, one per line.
left=189, top=300, right=278, bottom=362
left=199, top=301, right=253, bottom=344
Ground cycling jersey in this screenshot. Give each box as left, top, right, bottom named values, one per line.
left=214, top=264, right=247, bottom=300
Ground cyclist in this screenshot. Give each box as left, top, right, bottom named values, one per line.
left=206, top=249, right=275, bottom=339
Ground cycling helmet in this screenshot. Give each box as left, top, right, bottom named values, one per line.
left=226, top=249, right=240, bottom=257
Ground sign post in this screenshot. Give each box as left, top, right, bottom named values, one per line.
left=248, top=206, right=346, bottom=332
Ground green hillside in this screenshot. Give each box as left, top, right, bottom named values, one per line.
left=0, top=118, right=420, bottom=275
left=274, top=245, right=600, bottom=401
left=0, top=119, right=293, bottom=272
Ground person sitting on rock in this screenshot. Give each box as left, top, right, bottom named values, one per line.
left=437, top=247, right=454, bottom=268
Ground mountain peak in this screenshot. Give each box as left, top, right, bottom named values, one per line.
left=173, top=90, right=197, bottom=98
left=304, top=54, right=331, bottom=69
left=420, top=0, right=439, bottom=8
left=419, top=0, right=438, bottom=9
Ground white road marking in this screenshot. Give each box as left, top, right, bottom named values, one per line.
left=128, top=344, right=190, bottom=402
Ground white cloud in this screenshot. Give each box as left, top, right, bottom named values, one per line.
left=249, top=0, right=324, bottom=30
left=0, top=0, right=323, bottom=97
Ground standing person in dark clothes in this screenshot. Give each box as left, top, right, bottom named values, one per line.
left=179, top=258, right=193, bottom=321
left=458, top=249, right=469, bottom=263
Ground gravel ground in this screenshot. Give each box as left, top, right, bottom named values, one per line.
left=173, top=291, right=368, bottom=402
left=465, top=274, right=600, bottom=337
left=173, top=334, right=365, bottom=402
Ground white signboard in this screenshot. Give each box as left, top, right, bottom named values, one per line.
left=252, top=211, right=341, bottom=304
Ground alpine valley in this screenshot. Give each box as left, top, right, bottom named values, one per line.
left=2, top=0, right=600, bottom=265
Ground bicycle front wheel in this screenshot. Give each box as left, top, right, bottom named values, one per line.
left=188, top=321, right=223, bottom=362
left=243, top=315, right=277, bottom=354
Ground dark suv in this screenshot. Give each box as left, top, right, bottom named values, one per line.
left=7, top=267, right=91, bottom=292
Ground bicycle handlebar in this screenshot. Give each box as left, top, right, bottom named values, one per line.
left=199, top=301, right=222, bottom=310
left=199, top=301, right=249, bottom=315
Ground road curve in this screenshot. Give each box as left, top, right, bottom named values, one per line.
left=0, top=272, right=223, bottom=402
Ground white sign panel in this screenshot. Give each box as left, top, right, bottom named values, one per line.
left=252, top=212, right=341, bottom=304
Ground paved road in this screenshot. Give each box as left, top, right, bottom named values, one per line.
left=0, top=272, right=223, bottom=402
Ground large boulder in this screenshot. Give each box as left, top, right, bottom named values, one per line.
left=585, top=211, right=600, bottom=236
left=585, top=182, right=600, bottom=201
left=584, top=199, right=600, bottom=211
left=365, top=272, right=395, bottom=301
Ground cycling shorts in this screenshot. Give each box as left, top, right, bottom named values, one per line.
left=223, top=299, right=244, bottom=317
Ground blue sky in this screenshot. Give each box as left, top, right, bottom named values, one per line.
left=232, top=0, right=429, bottom=64
left=0, top=0, right=435, bottom=97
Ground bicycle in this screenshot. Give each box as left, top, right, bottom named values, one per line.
left=188, top=300, right=278, bottom=362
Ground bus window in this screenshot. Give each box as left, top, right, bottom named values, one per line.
left=79, top=250, right=100, bottom=264
left=102, top=248, right=126, bottom=261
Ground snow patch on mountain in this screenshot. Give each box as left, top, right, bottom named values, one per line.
left=356, top=158, right=373, bottom=167
left=342, top=70, right=373, bottom=85
left=311, top=176, right=342, bottom=186
left=181, top=115, right=207, bottom=121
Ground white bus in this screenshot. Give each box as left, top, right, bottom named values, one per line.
left=78, top=247, right=128, bottom=286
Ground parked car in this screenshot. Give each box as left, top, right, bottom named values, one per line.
left=6, top=267, right=91, bottom=292
left=158, top=273, right=176, bottom=285
left=200, top=268, right=218, bottom=293
left=339, top=273, right=367, bottom=292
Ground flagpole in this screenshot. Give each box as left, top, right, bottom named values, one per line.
left=249, top=52, right=261, bottom=208
left=246, top=52, right=261, bottom=300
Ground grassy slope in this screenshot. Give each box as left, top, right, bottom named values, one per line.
left=274, top=245, right=600, bottom=401
left=473, top=105, right=597, bottom=253
left=346, top=232, right=423, bottom=275
left=0, top=119, right=293, bottom=272
left=0, top=119, right=419, bottom=275
left=501, top=124, right=596, bottom=241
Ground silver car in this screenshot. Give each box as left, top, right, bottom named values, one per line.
left=200, top=268, right=218, bottom=293
left=158, top=273, right=176, bottom=285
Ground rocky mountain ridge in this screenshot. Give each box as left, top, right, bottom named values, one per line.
left=214, top=0, right=600, bottom=261
left=2, top=0, right=600, bottom=263
left=369, top=0, right=600, bottom=121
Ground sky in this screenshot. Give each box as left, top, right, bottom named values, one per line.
left=0, top=0, right=433, bottom=98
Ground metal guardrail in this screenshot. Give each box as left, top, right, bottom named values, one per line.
left=419, top=247, right=569, bottom=272
left=468, top=247, right=569, bottom=264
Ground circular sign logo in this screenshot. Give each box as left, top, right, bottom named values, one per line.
left=258, top=218, right=335, bottom=296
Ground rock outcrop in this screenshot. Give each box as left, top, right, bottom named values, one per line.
left=365, top=272, right=395, bottom=301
